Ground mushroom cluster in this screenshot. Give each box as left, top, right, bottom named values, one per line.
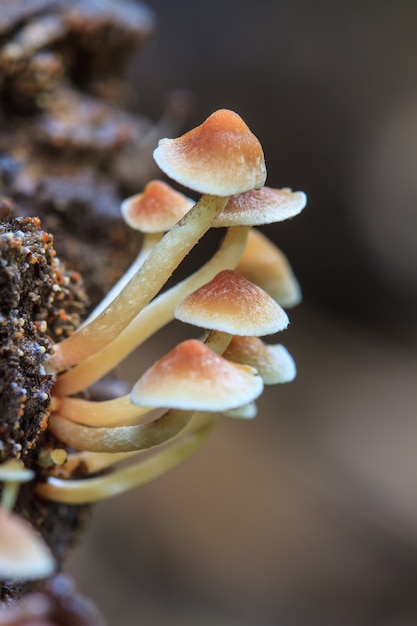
left=34, top=109, right=306, bottom=505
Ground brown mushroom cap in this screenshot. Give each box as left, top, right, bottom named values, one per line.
left=153, top=109, right=267, bottom=196
left=131, top=339, right=263, bottom=411
left=175, top=269, right=288, bottom=335
left=214, top=186, right=306, bottom=227
left=223, top=336, right=296, bottom=384
left=235, top=228, right=302, bottom=307
left=0, top=509, right=55, bottom=581
left=121, top=180, right=194, bottom=233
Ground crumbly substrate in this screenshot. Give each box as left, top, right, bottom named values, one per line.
left=0, top=207, right=88, bottom=458
left=0, top=204, right=90, bottom=602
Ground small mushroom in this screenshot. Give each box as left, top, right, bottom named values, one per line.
left=235, top=228, right=302, bottom=307
left=153, top=108, right=266, bottom=196
left=214, top=186, right=306, bottom=227
left=175, top=269, right=289, bottom=354
left=121, top=180, right=194, bottom=234
left=0, top=460, right=34, bottom=511
left=0, top=509, right=55, bottom=581
left=223, top=335, right=297, bottom=384
left=48, top=110, right=265, bottom=373
left=131, top=339, right=264, bottom=412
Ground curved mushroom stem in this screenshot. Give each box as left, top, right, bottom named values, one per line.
left=50, top=450, right=141, bottom=477
left=48, top=409, right=194, bottom=453
left=52, top=395, right=155, bottom=428
left=86, top=233, right=163, bottom=323
left=36, top=417, right=217, bottom=504
left=52, top=412, right=215, bottom=477
left=47, top=194, right=229, bottom=373
left=53, top=226, right=249, bottom=397
left=1, top=482, right=19, bottom=512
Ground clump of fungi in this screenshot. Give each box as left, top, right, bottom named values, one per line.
left=0, top=109, right=306, bottom=587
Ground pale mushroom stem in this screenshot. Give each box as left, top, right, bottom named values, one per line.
left=1, top=482, right=19, bottom=512
left=53, top=412, right=214, bottom=477
left=36, top=417, right=217, bottom=504
left=205, top=330, right=233, bottom=355
left=53, top=395, right=155, bottom=428
left=53, top=225, right=249, bottom=397
left=85, top=232, right=163, bottom=324
left=49, top=408, right=194, bottom=453
left=47, top=194, right=229, bottom=373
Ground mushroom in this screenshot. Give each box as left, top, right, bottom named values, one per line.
left=0, top=460, right=34, bottom=511
left=222, top=335, right=297, bottom=384
left=53, top=225, right=249, bottom=397
left=235, top=228, right=302, bottom=307
left=36, top=418, right=217, bottom=505
left=87, top=180, right=194, bottom=322
left=131, top=339, right=264, bottom=412
left=121, top=179, right=195, bottom=234
left=47, top=109, right=266, bottom=373
left=153, top=108, right=266, bottom=196
left=0, top=509, right=55, bottom=580
left=175, top=269, right=289, bottom=354
left=214, top=186, right=306, bottom=227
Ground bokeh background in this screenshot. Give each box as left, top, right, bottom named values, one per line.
left=68, top=1, right=417, bottom=624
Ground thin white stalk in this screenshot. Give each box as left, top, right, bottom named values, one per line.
left=85, top=233, right=162, bottom=323
left=0, top=482, right=19, bottom=512
left=53, top=412, right=215, bottom=477
left=53, top=395, right=155, bottom=427
left=36, top=418, right=217, bottom=504
left=204, top=330, right=233, bottom=355
left=49, top=409, right=193, bottom=453
left=54, top=226, right=249, bottom=397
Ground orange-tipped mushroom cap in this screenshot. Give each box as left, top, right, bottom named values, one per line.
left=223, top=336, right=296, bottom=384
left=0, top=509, right=55, bottom=581
left=235, top=228, right=302, bottom=307
left=131, top=339, right=263, bottom=411
left=121, top=180, right=194, bottom=233
left=153, top=109, right=266, bottom=196
left=214, top=186, right=306, bottom=227
left=175, top=270, right=288, bottom=335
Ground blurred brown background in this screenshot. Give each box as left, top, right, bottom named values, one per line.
left=68, top=1, right=417, bottom=625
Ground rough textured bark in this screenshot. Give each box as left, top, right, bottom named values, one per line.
left=0, top=0, right=158, bottom=613
left=0, top=0, right=156, bottom=307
